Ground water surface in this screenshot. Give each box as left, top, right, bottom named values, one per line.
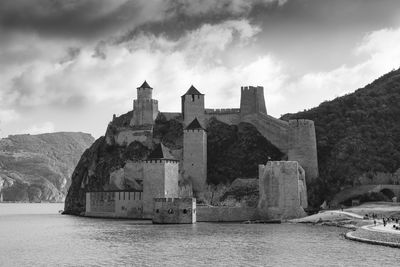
left=0, top=203, right=398, bottom=266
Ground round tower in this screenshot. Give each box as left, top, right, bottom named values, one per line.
left=288, top=119, right=319, bottom=182
left=181, top=85, right=205, bottom=127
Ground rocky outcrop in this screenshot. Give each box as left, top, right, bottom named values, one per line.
left=0, top=132, right=94, bottom=202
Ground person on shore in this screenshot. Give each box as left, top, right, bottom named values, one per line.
left=374, top=219, right=376, bottom=226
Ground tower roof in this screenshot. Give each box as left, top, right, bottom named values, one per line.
left=182, top=85, right=203, bottom=96
left=185, top=118, right=205, bottom=130
left=148, top=143, right=176, bottom=160
left=137, top=80, right=152, bottom=89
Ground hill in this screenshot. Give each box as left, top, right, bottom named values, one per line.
left=0, top=132, right=94, bottom=202
left=64, top=116, right=283, bottom=215
left=282, top=68, right=400, bottom=206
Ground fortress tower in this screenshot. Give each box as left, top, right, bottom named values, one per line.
left=288, top=119, right=319, bottom=182
left=130, top=81, right=159, bottom=126
left=181, top=85, right=205, bottom=126
left=142, top=144, right=179, bottom=218
left=183, top=118, right=207, bottom=196
left=240, top=86, right=267, bottom=117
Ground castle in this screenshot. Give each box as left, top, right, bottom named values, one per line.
left=85, top=81, right=317, bottom=223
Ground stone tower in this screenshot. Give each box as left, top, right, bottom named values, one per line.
left=142, top=143, right=179, bottom=218
left=183, top=118, right=207, bottom=196
left=258, top=161, right=307, bottom=220
left=240, top=86, right=267, bottom=117
left=130, top=81, right=159, bottom=126
left=288, top=119, right=319, bottom=182
left=181, top=85, right=205, bottom=127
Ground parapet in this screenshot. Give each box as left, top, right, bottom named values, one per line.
left=241, top=86, right=264, bottom=91
left=205, top=108, right=240, bottom=114
left=133, top=99, right=158, bottom=104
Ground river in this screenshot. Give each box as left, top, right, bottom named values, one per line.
left=0, top=203, right=398, bottom=266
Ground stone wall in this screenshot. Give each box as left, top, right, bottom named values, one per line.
left=85, top=191, right=143, bottom=218
left=142, top=160, right=179, bottom=218
left=241, top=113, right=289, bottom=154
left=131, top=99, right=159, bottom=126
left=258, top=161, right=307, bottom=220
left=197, top=205, right=258, bottom=222
left=153, top=197, right=196, bottom=224
left=288, top=119, right=319, bottom=181
left=183, top=129, right=207, bottom=195
left=204, top=108, right=240, bottom=125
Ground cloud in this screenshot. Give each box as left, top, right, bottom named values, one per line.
left=271, top=26, right=400, bottom=116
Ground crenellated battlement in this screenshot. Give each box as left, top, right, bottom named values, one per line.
left=143, top=159, right=179, bottom=164
left=241, top=85, right=264, bottom=91
left=205, top=108, right=240, bottom=114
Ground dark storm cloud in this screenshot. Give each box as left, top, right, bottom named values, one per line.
left=0, top=0, right=148, bottom=39
left=0, top=0, right=286, bottom=41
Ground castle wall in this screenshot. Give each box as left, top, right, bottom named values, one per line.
left=152, top=198, right=196, bottom=224
left=164, top=162, right=179, bottom=197
left=258, top=161, right=307, bottom=220
left=115, top=128, right=152, bottom=147
left=288, top=119, right=319, bottom=181
left=114, top=191, right=143, bottom=218
left=240, top=86, right=267, bottom=116
left=85, top=191, right=143, bottom=219
left=204, top=108, right=240, bottom=125
left=131, top=99, right=159, bottom=126
left=183, top=129, right=207, bottom=196
left=241, top=113, right=289, bottom=154
left=197, top=206, right=258, bottom=222
left=182, top=94, right=205, bottom=126
left=142, top=160, right=179, bottom=218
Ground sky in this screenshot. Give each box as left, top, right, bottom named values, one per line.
left=1, top=0, right=400, bottom=138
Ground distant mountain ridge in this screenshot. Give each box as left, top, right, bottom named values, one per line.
left=0, top=132, right=94, bottom=202
left=282, top=68, right=400, bottom=206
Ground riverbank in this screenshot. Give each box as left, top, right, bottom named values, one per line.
left=290, top=202, right=400, bottom=248
left=345, top=223, right=400, bottom=248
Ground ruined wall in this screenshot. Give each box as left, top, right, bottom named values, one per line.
left=183, top=129, right=207, bottom=196
left=240, top=86, right=267, bottom=116
left=182, top=94, right=205, bottom=126
left=152, top=198, right=196, bottom=224
left=197, top=206, right=258, bottom=222
left=288, top=119, right=319, bottom=181
left=258, top=161, right=307, bottom=220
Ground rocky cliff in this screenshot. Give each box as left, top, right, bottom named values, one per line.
left=64, top=115, right=283, bottom=215
left=0, top=132, right=94, bottom=202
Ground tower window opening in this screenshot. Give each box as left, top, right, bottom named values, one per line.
left=191, top=94, right=195, bottom=102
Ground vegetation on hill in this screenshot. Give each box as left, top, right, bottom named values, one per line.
left=0, top=132, right=94, bottom=202
left=282, top=68, right=400, bottom=207
left=207, top=118, right=283, bottom=184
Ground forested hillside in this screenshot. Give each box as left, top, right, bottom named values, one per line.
left=282, top=68, right=400, bottom=206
